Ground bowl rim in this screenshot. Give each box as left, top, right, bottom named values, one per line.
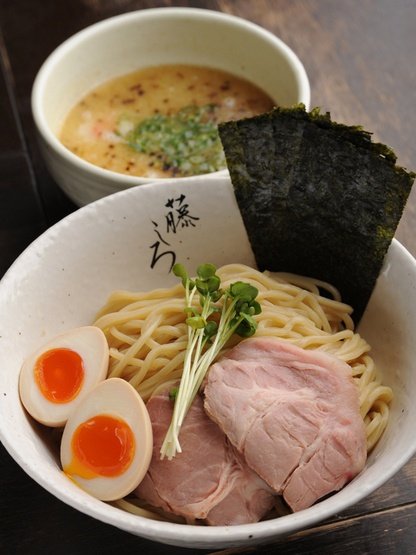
left=31, top=6, right=311, bottom=187
left=1, top=178, right=416, bottom=547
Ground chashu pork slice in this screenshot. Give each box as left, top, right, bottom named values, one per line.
left=203, top=337, right=367, bottom=512
left=135, top=385, right=274, bottom=525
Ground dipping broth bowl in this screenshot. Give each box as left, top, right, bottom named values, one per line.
left=31, top=7, right=310, bottom=206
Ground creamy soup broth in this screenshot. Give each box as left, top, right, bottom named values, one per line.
left=59, top=65, right=275, bottom=178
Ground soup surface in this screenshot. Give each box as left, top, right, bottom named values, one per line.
left=59, top=64, right=275, bottom=178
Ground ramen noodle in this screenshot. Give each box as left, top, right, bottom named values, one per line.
left=94, top=263, right=392, bottom=454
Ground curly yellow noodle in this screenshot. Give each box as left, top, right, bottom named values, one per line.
left=93, top=263, right=392, bottom=457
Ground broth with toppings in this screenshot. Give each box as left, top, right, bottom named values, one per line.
left=59, top=64, right=275, bottom=178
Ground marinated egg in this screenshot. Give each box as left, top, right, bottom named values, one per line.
left=19, top=326, right=109, bottom=427
left=60, top=378, right=152, bottom=501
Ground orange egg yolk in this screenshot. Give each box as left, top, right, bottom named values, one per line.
left=68, top=414, right=135, bottom=478
left=34, top=348, right=85, bottom=403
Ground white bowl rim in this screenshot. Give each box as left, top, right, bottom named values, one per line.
left=31, top=6, right=311, bottom=188
left=1, top=178, right=416, bottom=547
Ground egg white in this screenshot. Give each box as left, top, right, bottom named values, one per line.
left=19, top=326, right=109, bottom=427
left=60, top=377, right=153, bottom=501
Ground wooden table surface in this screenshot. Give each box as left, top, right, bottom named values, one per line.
left=1, top=1, right=415, bottom=553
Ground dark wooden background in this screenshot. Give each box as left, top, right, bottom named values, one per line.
left=1, top=1, right=415, bottom=553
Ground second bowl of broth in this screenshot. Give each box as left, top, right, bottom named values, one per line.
left=32, top=8, right=310, bottom=205
left=60, top=64, right=275, bottom=179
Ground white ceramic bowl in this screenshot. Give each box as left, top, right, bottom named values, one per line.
left=0, top=176, right=416, bottom=549
left=31, top=7, right=310, bottom=206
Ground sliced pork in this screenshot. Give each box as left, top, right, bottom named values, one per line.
left=135, top=385, right=274, bottom=525
left=203, top=337, right=367, bottom=512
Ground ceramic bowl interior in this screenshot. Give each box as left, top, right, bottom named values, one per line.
left=0, top=176, right=416, bottom=549
left=31, top=7, right=310, bottom=206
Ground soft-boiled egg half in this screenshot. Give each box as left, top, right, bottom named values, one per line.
left=60, top=378, right=153, bottom=500
left=19, top=326, right=109, bottom=427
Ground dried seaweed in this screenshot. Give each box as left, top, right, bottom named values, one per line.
left=219, top=105, right=415, bottom=322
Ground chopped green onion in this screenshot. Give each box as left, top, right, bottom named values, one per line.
left=117, top=105, right=226, bottom=176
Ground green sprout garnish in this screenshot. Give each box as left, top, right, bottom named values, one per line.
left=160, top=263, right=261, bottom=460
left=168, top=387, right=179, bottom=402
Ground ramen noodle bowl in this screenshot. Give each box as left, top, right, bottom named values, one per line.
left=1, top=176, right=415, bottom=549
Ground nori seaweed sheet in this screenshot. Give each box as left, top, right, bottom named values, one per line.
left=219, top=106, right=415, bottom=323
